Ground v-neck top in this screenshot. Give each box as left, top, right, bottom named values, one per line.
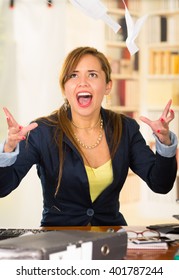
left=85, top=159, right=113, bottom=202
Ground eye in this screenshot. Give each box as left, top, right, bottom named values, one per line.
left=89, top=72, right=98, bottom=78
left=68, top=72, right=78, bottom=79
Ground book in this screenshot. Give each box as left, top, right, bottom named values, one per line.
left=170, top=52, right=179, bottom=74
left=162, top=50, right=171, bottom=75
left=149, top=50, right=179, bottom=75
left=160, top=16, right=167, bottom=42
left=127, top=241, right=168, bottom=250
left=118, top=17, right=127, bottom=41
left=117, top=79, right=126, bottom=106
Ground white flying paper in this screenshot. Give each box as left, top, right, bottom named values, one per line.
left=122, top=0, right=148, bottom=55
left=69, top=0, right=121, bottom=33
left=69, top=0, right=148, bottom=55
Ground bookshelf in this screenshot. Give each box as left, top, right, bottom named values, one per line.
left=102, top=0, right=179, bottom=219
left=103, top=0, right=179, bottom=123
left=103, top=0, right=141, bottom=121
left=140, top=0, right=179, bottom=143
left=103, top=0, right=142, bottom=204
left=139, top=0, right=179, bottom=220
left=141, top=0, right=179, bottom=110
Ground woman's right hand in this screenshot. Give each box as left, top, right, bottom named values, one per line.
left=3, top=107, right=38, bottom=153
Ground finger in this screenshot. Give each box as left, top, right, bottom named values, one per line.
left=3, top=109, right=14, bottom=128
left=20, top=122, right=38, bottom=136
left=139, top=116, right=152, bottom=126
left=3, top=107, right=15, bottom=121
left=161, top=99, right=172, bottom=118
left=160, top=118, right=168, bottom=128
left=3, top=107, right=19, bottom=128
left=161, top=108, right=175, bottom=124
left=6, top=123, right=38, bottom=147
left=7, top=133, right=26, bottom=142
left=168, top=109, right=175, bottom=123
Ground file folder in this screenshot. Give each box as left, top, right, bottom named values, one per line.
left=0, top=229, right=127, bottom=260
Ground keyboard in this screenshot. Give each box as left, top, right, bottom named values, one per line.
left=0, top=228, right=47, bottom=241
left=147, top=223, right=179, bottom=234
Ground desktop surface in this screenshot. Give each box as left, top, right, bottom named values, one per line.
left=0, top=226, right=178, bottom=260
left=41, top=225, right=179, bottom=260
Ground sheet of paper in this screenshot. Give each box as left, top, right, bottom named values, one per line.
left=128, top=241, right=168, bottom=250
left=81, top=241, right=93, bottom=259
left=122, top=0, right=148, bottom=55
left=69, top=0, right=121, bottom=33
left=69, top=0, right=148, bottom=55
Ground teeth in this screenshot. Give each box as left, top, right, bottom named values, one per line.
left=77, top=92, right=92, bottom=97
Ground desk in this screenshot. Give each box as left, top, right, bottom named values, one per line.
left=41, top=226, right=179, bottom=260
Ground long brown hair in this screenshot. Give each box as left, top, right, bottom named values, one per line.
left=37, top=47, right=123, bottom=195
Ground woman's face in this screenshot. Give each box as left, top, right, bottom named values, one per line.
left=64, top=54, right=112, bottom=118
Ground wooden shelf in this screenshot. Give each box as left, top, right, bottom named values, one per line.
left=109, top=105, right=138, bottom=113
left=148, top=9, right=179, bottom=17
left=106, top=41, right=126, bottom=48
left=108, top=8, right=139, bottom=17
left=111, top=73, right=139, bottom=80
left=148, top=42, right=179, bottom=49
left=147, top=75, right=179, bottom=80
left=148, top=105, right=179, bottom=111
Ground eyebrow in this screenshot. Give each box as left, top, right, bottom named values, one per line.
left=89, top=69, right=98, bottom=71
left=72, top=70, right=99, bottom=73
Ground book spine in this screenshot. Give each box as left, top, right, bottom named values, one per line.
left=170, top=52, right=179, bottom=75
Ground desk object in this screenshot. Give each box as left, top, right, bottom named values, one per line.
left=173, top=215, right=179, bottom=220
left=174, top=248, right=179, bottom=260
left=147, top=224, right=179, bottom=234
left=127, top=240, right=168, bottom=250
left=0, top=230, right=127, bottom=260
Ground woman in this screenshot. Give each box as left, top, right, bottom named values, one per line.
left=0, top=46, right=177, bottom=226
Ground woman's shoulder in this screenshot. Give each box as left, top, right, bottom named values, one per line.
left=120, top=115, right=140, bottom=136
left=28, top=113, right=58, bottom=140
left=122, top=114, right=139, bottom=126
left=102, top=108, right=139, bottom=127
left=31, top=110, right=59, bottom=130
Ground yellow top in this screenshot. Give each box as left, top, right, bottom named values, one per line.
left=85, top=159, right=113, bottom=202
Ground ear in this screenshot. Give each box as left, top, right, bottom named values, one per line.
left=105, top=80, right=112, bottom=95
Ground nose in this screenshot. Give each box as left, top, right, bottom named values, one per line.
left=78, top=75, right=89, bottom=87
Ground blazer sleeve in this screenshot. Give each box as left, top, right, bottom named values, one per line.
left=0, top=126, right=41, bottom=197
left=127, top=118, right=177, bottom=194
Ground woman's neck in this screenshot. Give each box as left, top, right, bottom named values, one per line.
left=71, top=113, right=101, bottom=130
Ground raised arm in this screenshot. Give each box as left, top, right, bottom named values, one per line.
left=3, top=107, right=38, bottom=153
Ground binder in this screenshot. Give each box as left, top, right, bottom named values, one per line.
left=0, top=230, right=127, bottom=260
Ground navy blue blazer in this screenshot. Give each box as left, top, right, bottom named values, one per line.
left=0, top=108, right=177, bottom=226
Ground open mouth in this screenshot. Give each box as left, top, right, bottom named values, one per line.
left=77, top=92, right=92, bottom=107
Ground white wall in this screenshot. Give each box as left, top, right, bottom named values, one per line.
left=0, top=0, right=105, bottom=228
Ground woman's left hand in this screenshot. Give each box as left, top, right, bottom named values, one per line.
left=139, top=99, right=174, bottom=146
